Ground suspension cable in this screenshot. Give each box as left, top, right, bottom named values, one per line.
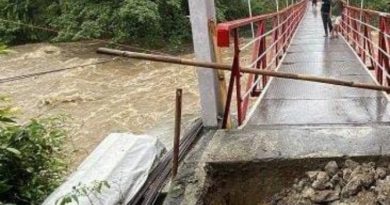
left=0, top=59, right=113, bottom=84
left=247, top=0, right=255, bottom=38
left=0, top=17, right=177, bottom=84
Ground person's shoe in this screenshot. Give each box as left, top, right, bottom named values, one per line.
left=324, top=34, right=328, bottom=37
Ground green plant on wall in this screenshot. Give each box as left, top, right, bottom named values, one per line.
left=55, top=181, right=110, bottom=205
left=0, top=97, right=68, bottom=205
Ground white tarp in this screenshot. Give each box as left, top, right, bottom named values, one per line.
left=43, top=133, right=166, bottom=205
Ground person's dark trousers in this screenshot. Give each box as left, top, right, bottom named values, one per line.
left=321, top=12, right=333, bottom=36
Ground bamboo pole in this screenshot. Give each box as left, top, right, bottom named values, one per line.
left=97, top=47, right=390, bottom=93
left=208, top=20, right=231, bottom=128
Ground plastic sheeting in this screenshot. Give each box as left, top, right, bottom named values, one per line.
left=43, top=133, right=166, bottom=205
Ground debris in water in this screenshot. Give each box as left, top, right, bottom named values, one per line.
left=272, top=160, right=390, bottom=205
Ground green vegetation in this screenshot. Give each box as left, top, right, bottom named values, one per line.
left=0, top=0, right=191, bottom=47
left=349, top=0, right=390, bottom=12
left=0, top=0, right=295, bottom=47
left=0, top=42, right=7, bottom=54
left=0, top=97, right=68, bottom=205
left=55, top=181, right=110, bottom=205
left=0, top=0, right=388, bottom=47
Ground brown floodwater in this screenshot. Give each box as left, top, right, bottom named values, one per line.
left=0, top=39, right=256, bottom=169
left=0, top=41, right=205, bottom=168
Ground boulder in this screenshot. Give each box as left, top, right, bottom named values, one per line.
left=311, top=190, right=340, bottom=203
left=325, top=161, right=339, bottom=176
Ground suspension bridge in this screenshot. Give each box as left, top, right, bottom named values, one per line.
left=2, top=0, right=389, bottom=204
left=98, top=0, right=390, bottom=204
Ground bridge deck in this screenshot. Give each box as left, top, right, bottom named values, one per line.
left=247, top=6, right=390, bottom=127
left=203, top=5, right=390, bottom=165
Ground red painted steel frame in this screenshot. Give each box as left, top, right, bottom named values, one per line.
left=341, top=4, right=390, bottom=87
left=219, top=0, right=308, bottom=128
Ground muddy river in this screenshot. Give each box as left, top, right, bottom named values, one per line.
left=0, top=38, right=256, bottom=170
left=0, top=41, right=206, bottom=168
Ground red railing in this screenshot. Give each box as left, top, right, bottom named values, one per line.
left=217, top=0, right=308, bottom=128
left=341, top=4, right=390, bottom=87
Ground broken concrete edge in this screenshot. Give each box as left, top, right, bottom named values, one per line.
left=163, top=128, right=216, bottom=205
left=205, top=125, right=390, bottom=163
left=163, top=124, right=390, bottom=205
left=165, top=155, right=390, bottom=205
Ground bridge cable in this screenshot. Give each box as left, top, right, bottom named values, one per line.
left=247, top=0, right=255, bottom=38
left=0, top=59, right=113, bottom=84
left=0, top=17, right=177, bottom=84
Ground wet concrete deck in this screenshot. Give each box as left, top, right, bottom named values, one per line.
left=247, top=7, right=390, bottom=127
left=205, top=4, right=390, bottom=163
left=207, top=5, right=390, bottom=163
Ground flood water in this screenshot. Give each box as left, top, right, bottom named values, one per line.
left=0, top=39, right=254, bottom=169
left=0, top=41, right=203, bottom=168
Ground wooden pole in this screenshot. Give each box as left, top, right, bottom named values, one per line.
left=172, top=89, right=182, bottom=179
left=208, top=20, right=231, bottom=128
left=97, top=47, right=390, bottom=93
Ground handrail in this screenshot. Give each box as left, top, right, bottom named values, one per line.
left=343, top=3, right=390, bottom=18
left=341, top=1, right=390, bottom=87
left=217, top=0, right=307, bottom=47
left=216, top=0, right=308, bottom=128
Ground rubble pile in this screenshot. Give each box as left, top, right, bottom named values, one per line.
left=272, top=160, right=390, bottom=205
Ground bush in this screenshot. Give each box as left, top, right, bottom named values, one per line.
left=0, top=43, right=8, bottom=54
left=0, top=97, right=68, bottom=205
left=0, top=0, right=310, bottom=47
left=349, top=0, right=390, bottom=12
left=0, top=0, right=191, bottom=47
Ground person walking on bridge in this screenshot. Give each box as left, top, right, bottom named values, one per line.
left=330, top=0, right=343, bottom=38
left=321, top=0, right=333, bottom=37
left=312, top=0, right=318, bottom=7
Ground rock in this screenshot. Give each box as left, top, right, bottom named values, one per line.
left=342, top=168, right=353, bottom=181
left=331, top=174, right=341, bottom=185
left=311, top=190, right=340, bottom=203
left=306, top=171, right=319, bottom=181
left=345, top=159, right=359, bottom=170
left=341, top=177, right=362, bottom=197
left=329, top=201, right=349, bottom=205
left=375, top=178, right=390, bottom=205
left=350, top=165, right=375, bottom=188
left=325, top=161, right=339, bottom=176
left=271, top=160, right=390, bottom=205
left=347, top=191, right=377, bottom=205
left=362, top=162, right=376, bottom=169
left=312, top=172, right=330, bottom=190
left=375, top=167, right=387, bottom=180
left=302, top=187, right=315, bottom=199
left=294, top=178, right=309, bottom=192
